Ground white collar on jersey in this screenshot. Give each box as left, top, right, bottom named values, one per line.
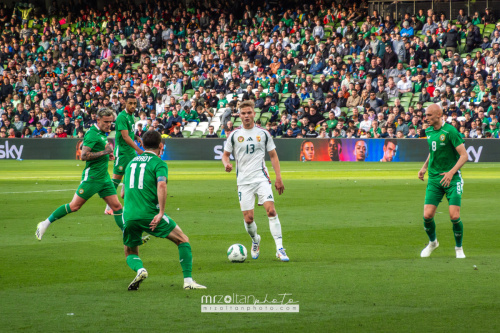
left=143, top=150, right=159, bottom=156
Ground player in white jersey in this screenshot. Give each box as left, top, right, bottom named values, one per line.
left=222, top=100, right=289, bottom=262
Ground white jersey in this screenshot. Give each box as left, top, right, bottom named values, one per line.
left=224, top=125, right=276, bottom=186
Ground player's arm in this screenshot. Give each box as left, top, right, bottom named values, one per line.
left=268, top=149, right=285, bottom=195
left=134, top=134, right=143, bottom=148
left=440, top=143, right=468, bottom=187
left=418, top=154, right=430, bottom=181
left=120, top=129, right=143, bottom=155
left=81, top=144, right=113, bottom=161
left=222, top=151, right=233, bottom=172
left=150, top=176, right=167, bottom=231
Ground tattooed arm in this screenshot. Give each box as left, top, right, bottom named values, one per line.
left=81, top=144, right=114, bottom=161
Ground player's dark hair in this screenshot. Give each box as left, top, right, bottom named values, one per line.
left=384, top=139, right=397, bottom=147
left=142, top=130, right=162, bottom=149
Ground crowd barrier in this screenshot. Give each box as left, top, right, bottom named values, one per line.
left=0, top=139, right=495, bottom=163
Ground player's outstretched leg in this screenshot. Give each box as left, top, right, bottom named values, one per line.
left=421, top=217, right=439, bottom=257
left=36, top=203, right=72, bottom=240
left=36, top=194, right=86, bottom=240
left=126, top=252, right=148, bottom=290
left=452, top=218, right=465, bottom=258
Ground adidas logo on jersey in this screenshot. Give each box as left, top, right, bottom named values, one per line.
left=247, top=137, right=253, bottom=141
left=267, top=195, right=273, bottom=199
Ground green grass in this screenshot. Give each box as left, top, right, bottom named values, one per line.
left=1, top=161, right=500, bottom=332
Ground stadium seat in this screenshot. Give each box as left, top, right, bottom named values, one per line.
left=259, top=115, right=270, bottom=125
left=182, top=130, right=191, bottom=138
left=190, top=130, right=204, bottom=138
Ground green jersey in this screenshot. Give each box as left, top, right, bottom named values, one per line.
left=326, top=119, right=338, bottom=130
left=123, top=152, right=169, bottom=221
left=115, top=110, right=136, bottom=156
left=425, top=123, right=464, bottom=179
left=81, top=125, right=111, bottom=182
left=217, top=98, right=228, bottom=109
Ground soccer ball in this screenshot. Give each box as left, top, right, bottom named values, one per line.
left=227, top=244, right=247, bottom=262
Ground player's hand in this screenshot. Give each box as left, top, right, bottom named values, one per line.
left=150, top=213, right=163, bottom=231
left=104, top=143, right=113, bottom=155
left=108, top=152, right=115, bottom=160
left=224, top=163, right=233, bottom=172
left=275, top=178, right=285, bottom=195
left=439, top=171, right=453, bottom=187
left=418, top=168, right=426, bottom=181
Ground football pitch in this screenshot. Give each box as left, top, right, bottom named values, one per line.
left=1, top=160, right=500, bottom=332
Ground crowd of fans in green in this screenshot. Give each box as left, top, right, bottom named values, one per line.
left=0, top=0, right=499, bottom=140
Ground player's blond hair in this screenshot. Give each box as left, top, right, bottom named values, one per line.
left=97, top=107, right=116, bottom=119
left=239, top=100, right=255, bottom=110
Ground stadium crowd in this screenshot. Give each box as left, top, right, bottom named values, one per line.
left=0, top=0, right=500, bottom=140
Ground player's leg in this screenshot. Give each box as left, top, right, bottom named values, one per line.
left=449, top=205, right=465, bottom=258
left=446, top=179, right=465, bottom=258
left=421, top=181, right=444, bottom=257
left=102, top=194, right=124, bottom=231
left=105, top=174, right=123, bottom=215
left=423, top=204, right=438, bottom=242
left=36, top=192, right=87, bottom=240
left=123, top=219, right=148, bottom=290
left=258, top=183, right=288, bottom=261
left=239, top=184, right=261, bottom=259
left=124, top=245, right=148, bottom=290
left=165, top=222, right=206, bottom=289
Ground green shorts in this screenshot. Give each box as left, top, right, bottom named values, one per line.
left=123, top=214, right=177, bottom=248
left=424, top=176, right=464, bottom=207
left=76, top=180, right=117, bottom=200
left=113, top=152, right=136, bottom=176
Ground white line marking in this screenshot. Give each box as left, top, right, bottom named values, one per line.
left=0, top=189, right=75, bottom=194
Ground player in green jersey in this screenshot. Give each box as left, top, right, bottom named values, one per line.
left=104, top=95, right=144, bottom=215
left=121, top=130, right=206, bottom=290
left=418, top=104, right=469, bottom=259
left=36, top=108, right=125, bottom=240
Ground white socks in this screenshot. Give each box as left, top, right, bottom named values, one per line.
left=245, top=217, right=283, bottom=249
left=184, top=277, right=193, bottom=284
left=269, top=215, right=283, bottom=250
left=244, top=221, right=259, bottom=242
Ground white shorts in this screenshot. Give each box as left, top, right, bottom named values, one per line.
left=238, top=182, right=274, bottom=211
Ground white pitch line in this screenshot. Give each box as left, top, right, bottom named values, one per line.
left=0, top=189, right=75, bottom=194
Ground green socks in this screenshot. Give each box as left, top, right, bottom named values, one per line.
left=126, top=243, right=193, bottom=278
left=424, top=217, right=463, bottom=247
left=451, top=219, right=464, bottom=247
left=48, top=204, right=72, bottom=223
left=113, top=209, right=124, bottom=231
left=111, top=178, right=120, bottom=190
left=126, top=255, right=144, bottom=272
left=178, top=242, right=193, bottom=278
left=423, top=217, right=436, bottom=242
